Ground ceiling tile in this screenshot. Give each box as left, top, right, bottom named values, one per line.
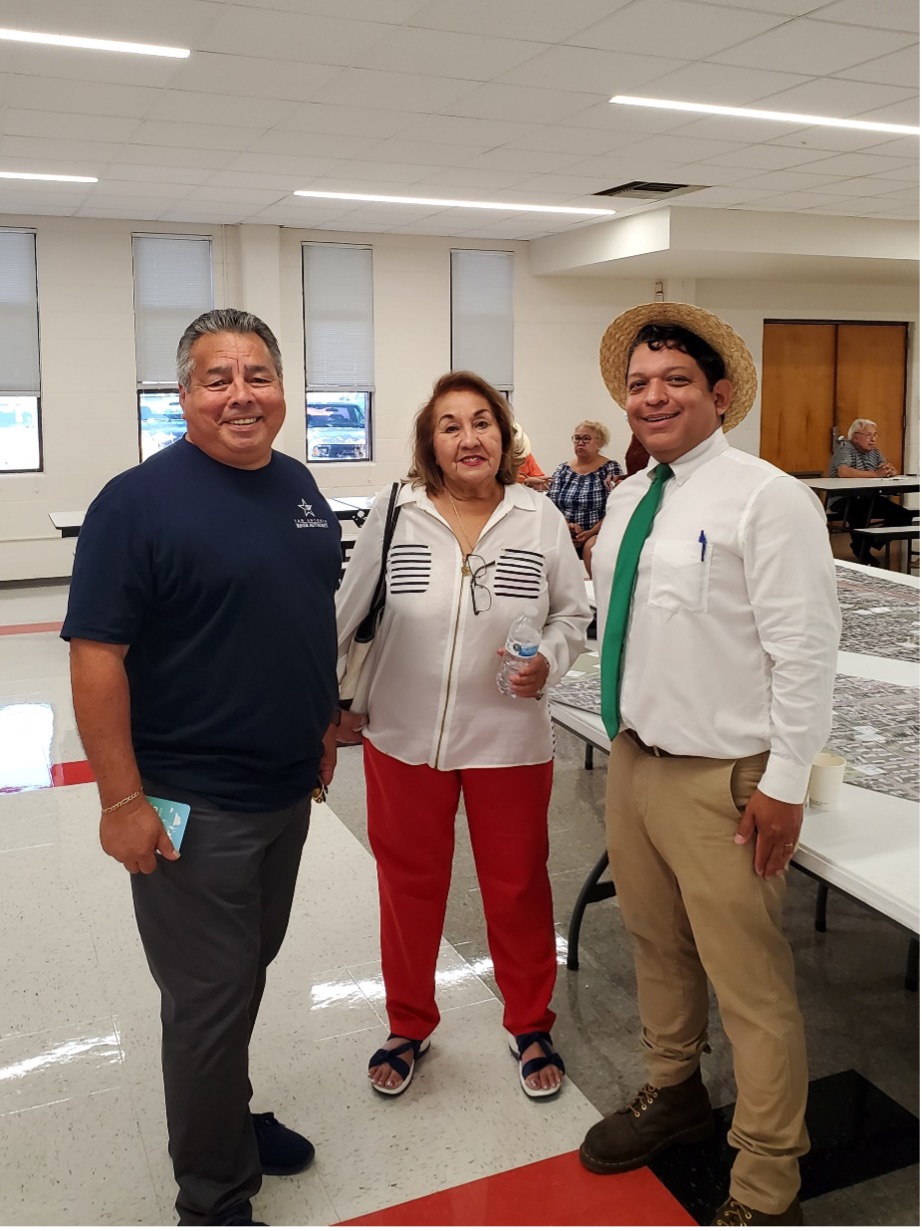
left=731, top=168, right=858, bottom=190
left=804, top=196, right=905, bottom=213
left=305, top=68, right=477, bottom=112
left=106, top=164, right=214, bottom=185
left=858, top=135, right=921, bottom=158
left=6, top=75, right=161, bottom=117
left=414, top=166, right=530, bottom=190
left=224, top=151, right=345, bottom=177
left=407, top=0, right=632, bottom=43
left=611, top=134, right=750, bottom=163
left=768, top=126, right=896, bottom=152
left=131, top=120, right=268, bottom=152
left=497, top=46, right=688, bottom=95
left=566, top=0, right=786, bottom=58
left=184, top=185, right=291, bottom=205
left=633, top=60, right=812, bottom=105
left=0, top=135, right=119, bottom=164
left=458, top=147, right=582, bottom=173
left=114, top=144, right=233, bottom=170
left=735, top=190, right=853, bottom=208
left=353, top=28, right=546, bottom=80
left=678, top=184, right=786, bottom=205
left=0, top=0, right=224, bottom=43
left=225, top=0, right=424, bottom=19
left=161, top=53, right=344, bottom=103
left=704, top=144, right=836, bottom=170
left=502, top=125, right=639, bottom=157
left=147, top=90, right=298, bottom=128
left=753, top=78, right=917, bottom=117
left=317, top=158, right=436, bottom=182
left=834, top=45, right=921, bottom=88
left=663, top=161, right=793, bottom=184
left=853, top=97, right=919, bottom=124
left=83, top=180, right=195, bottom=199
left=865, top=161, right=920, bottom=180
left=199, top=9, right=394, bottom=64
left=441, top=83, right=604, bottom=124
left=205, top=170, right=326, bottom=192
left=565, top=101, right=693, bottom=134
left=394, top=114, right=538, bottom=145
left=709, top=18, right=916, bottom=74
left=662, top=116, right=813, bottom=142
left=504, top=172, right=615, bottom=194
left=815, top=176, right=919, bottom=195
left=811, top=0, right=919, bottom=34
left=793, top=151, right=917, bottom=175
left=692, top=0, right=829, bottom=12
left=253, top=129, right=380, bottom=160
left=277, top=103, right=418, bottom=138
left=361, top=138, right=494, bottom=166
left=2, top=109, right=138, bottom=142
left=2, top=44, right=183, bottom=88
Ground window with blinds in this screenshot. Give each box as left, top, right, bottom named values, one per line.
left=450, top=249, right=514, bottom=394
left=0, top=229, right=41, bottom=473
left=303, top=242, right=374, bottom=463
left=132, top=234, right=213, bottom=461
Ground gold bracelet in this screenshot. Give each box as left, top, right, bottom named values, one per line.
left=101, top=789, right=144, bottom=815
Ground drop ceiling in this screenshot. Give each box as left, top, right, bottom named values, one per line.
left=0, top=0, right=915, bottom=240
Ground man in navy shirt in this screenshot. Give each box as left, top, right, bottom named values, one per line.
left=63, top=309, right=341, bottom=1226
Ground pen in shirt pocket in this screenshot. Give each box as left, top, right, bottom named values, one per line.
left=698, top=530, right=707, bottom=561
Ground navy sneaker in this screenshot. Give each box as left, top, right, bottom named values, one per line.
left=252, top=1111, right=315, bottom=1176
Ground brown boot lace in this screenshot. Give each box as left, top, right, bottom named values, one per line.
left=621, top=1083, right=659, bottom=1118
left=715, top=1198, right=753, bottom=1226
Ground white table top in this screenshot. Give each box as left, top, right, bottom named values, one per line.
left=802, top=475, right=920, bottom=495
left=49, top=510, right=85, bottom=531
left=326, top=495, right=375, bottom=515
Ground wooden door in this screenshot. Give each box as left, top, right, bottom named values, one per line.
left=760, top=321, right=909, bottom=475
left=835, top=324, right=907, bottom=472
left=760, top=323, right=836, bottom=474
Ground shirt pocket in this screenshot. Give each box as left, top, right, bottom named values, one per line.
left=647, top=539, right=710, bottom=612
left=494, top=548, right=545, bottom=601
left=387, top=543, right=431, bottom=593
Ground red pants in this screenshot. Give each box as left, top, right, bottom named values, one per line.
left=363, top=741, right=558, bottom=1040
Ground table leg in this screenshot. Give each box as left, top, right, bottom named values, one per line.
left=567, top=850, right=616, bottom=971
left=906, top=937, right=919, bottom=993
left=815, top=883, right=828, bottom=933
left=584, top=744, right=594, bottom=771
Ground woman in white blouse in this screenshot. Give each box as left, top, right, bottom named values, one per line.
left=336, top=371, right=590, bottom=1101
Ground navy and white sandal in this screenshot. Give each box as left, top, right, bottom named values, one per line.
left=508, top=1031, right=565, bottom=1099
left=368, top=1034, right=430, bottom=1097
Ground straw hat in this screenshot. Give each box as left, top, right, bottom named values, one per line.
left=599, top=302, right=757, bottom=432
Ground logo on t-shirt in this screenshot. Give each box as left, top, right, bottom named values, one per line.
left=295, top=498, right=329, bottom=530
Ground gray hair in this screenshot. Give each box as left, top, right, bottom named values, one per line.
left=176, top=308, right=283, bottom=387
left=847, top=418, right=877, bottom=440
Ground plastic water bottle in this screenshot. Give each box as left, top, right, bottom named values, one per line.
left=497, top=606, right=542, bottom=697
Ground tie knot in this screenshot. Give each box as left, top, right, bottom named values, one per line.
left=652, top=462, right=673, bottom=483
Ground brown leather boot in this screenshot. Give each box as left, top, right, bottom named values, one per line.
left=712, top=1196, right=803, bottom=1225
left=579, top=1069, right=714, bottom=1174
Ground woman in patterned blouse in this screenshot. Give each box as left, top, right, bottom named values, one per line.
left=547, top=420, right=622, bottom=576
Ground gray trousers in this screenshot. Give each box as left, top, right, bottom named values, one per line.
left=131, top=781, right=312, bottom=1226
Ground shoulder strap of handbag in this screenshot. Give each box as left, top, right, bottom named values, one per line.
left=354, top=481, right=401, bottom=644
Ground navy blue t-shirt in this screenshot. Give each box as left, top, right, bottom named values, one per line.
left=62, top=438, right=341, bottom=811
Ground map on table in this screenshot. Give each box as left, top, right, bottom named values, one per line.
left=550, top=671, right=920, bottom=802
left=836, top=565, right=919, bottom=663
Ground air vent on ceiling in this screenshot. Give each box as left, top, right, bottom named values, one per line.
left=594, top=180, right=700, bottom=199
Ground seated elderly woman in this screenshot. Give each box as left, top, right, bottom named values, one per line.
left=546, top=420, right=622, bottom=576
left=336, top=370, right=590, bottom=1101
left=828, top=418, right=914, bottom=563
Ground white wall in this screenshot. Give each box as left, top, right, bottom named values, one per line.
left=0, top=214, right=916, bottom=581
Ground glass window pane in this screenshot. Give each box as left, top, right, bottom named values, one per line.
left=306, top=392, right=370, bottom=463
left=139, top=390, right=185, bottom=461
left=0, top=395, right=40, bottom=471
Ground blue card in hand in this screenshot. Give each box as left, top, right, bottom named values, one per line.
left=146, top=795, right=191, bottom=851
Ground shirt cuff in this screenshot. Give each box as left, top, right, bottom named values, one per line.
left=538, top=640, right=561, bottom=687
left=759, top=754, right=811, bottom=805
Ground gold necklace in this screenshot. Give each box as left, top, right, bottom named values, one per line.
left=446, top=489, right=478, bottom=573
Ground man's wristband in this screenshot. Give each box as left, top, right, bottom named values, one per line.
left=101, top=789, right=144, bottom=815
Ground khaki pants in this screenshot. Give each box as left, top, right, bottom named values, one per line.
left=606, top=732, right=809, bottom=1215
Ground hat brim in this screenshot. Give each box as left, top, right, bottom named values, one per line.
left=599, top=302, right=757, bottom=432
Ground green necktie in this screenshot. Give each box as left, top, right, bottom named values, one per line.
left=600, top=463, right=673, bottom=740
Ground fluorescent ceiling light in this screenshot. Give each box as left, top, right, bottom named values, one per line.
left=0, top=26, right=190, bottom=58
left=611, top=95, right=920, bottom=137
left=293, top=190, right=615, bottom=216
left=0, top=171, right=98, bottom=182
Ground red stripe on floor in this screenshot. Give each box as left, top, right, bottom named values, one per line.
left=50, top=760, right=95, bottom=787
left=337, top=1150, right=695, bottom=1227
left=0, top=621, right=63, bottom=636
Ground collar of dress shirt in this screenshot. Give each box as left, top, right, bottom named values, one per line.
left=408, top=479, right=534, bottom=512
left=644, top=426, right=729, bottom=488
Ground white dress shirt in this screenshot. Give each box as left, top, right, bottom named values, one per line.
left=593, top=429, right=841, bottom=803
left=336, top=482, right=590, bottom=770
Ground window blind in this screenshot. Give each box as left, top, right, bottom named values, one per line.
left=303, top=243, right=374, bottom=390
left=451, top=249, right=514, bottom=390
left=0, top=230, right=40, bottom=394
left=133, top=235, right=213, bottom=386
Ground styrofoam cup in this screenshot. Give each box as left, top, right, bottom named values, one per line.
left=808, top=753, right=846, bottom=809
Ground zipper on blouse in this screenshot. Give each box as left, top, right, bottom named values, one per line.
left=433, top=562, right=467, bottom=768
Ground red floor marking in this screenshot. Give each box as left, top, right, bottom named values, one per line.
left=0, top=621, right=63, bottom=636
left=51, top=761, right=95, bottom=787
left=337, top=1150, right=696, bottom=1227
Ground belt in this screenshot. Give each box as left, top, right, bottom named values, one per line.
left=624, top=729, right=679, bottom=758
